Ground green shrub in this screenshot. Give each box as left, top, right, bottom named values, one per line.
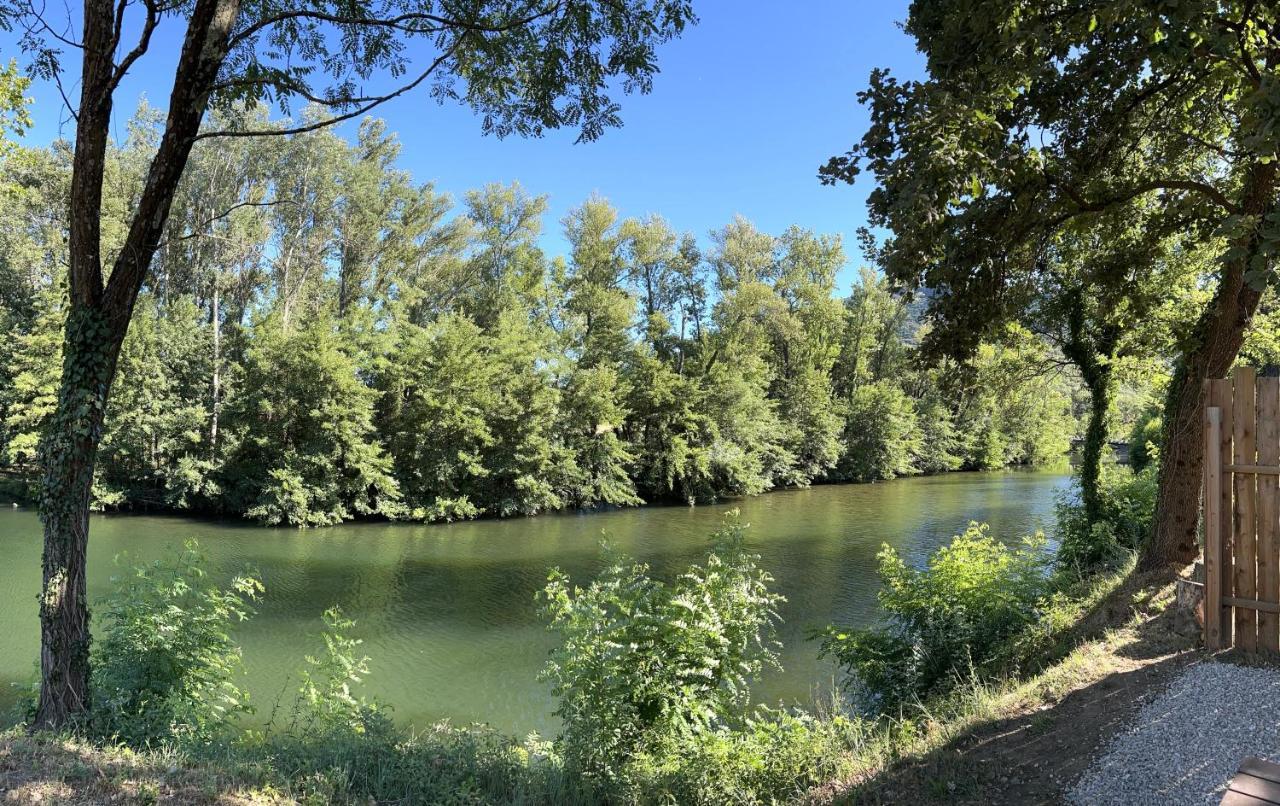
left=1055, top=461, right=1157, bottom=572
left=631, top=706, right=861, bottom=805
left=89, top=542, right=261, bottom=748
left=292, top=606, right=384, bottom=736
left=1128, top=407, right=1163, bottom=472
left=539, top=511, right=784, bottom=791
left=821, top=523, right=1049, bottom=713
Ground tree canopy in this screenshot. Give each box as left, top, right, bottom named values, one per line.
left=823, top=0, right=1280, bottom=567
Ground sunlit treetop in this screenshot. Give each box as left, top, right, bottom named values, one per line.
left=0, top=58, right=30, bottom=151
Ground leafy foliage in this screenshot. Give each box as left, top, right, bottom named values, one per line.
left=0, top=109, right=1081, bottom=528
left=224, top=314, right=401, bottom=526
left=822, top=523, right=1049, bottom=713
left=1056, top=462, right=1159, bottom=573
left=539, top=512, right=783, bottom=786
left=820, top=0, right=1280, bottom=566
left=294, top=607, right=381, bottom=736
left=89, top=543, right=261, bottom=748
left=1127, top=407, right=1163, bottom=474
left=834, top=381, right=920, bottom=482
left=0, top=58, right=29, bottom=152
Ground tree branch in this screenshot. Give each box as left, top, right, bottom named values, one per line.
left=1056, top=176, right=1241, bottom=220
left=195, top=43, right=459, bottom=140
left=20, top=0, right=85, bottom=50
left=156, top=198, right=295, bottom=247
left=227, top=1, right=561, bottom=50
left=108, top=0, right=159, bottom=93
left=103, top=0, right=243, bottom=322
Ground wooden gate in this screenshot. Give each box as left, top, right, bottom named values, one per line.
left=1204, top=367, right=1280, bottom=651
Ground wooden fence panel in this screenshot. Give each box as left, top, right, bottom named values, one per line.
left=1259, top=377, right=1280, bottom=652
left=1205, top=399, right=1225, bottom=650
left=1210, top=376, right=1235, bottom=648
left=1202, top=367, right=1280, bottom=653
left=1234, top=366, right=1258, bottom=652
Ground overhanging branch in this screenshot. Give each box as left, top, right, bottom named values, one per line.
left=195, top=43, right=459, bottom=141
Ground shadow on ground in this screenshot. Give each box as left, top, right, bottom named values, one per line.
left=829, top=568, right=1205, bottom=805
left=0, top=730, right=276, bottom=805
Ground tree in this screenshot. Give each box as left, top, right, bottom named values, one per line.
left=11, top=0, right=696, bottom=726
left=223, top=312, right=400, bottom=527
left=0, top=58, right=30, bottom=152
left=0, top=142, right=68, bottom=466
left=1028, top=204, right=1192, bottom=525
left=623, top=350, right=714, bottom=503
left=700, top=219, right=794, bottom=495
left=835, top=381, right=920, bottom=482
left=97, top=295, right=212, bottom=509
left=833, top=268, right=909, bottom=398
left=2, top=281, right=64, bottom=469
left=763, top=228, right=846, bottom=485
left=461, top=182, right=551, bottom=329
left=559, top=197, right=642, bottom=507
left=156, top=105, right=272, bottom=456
left=823, top=1, right=1280, bottom=567
left=477, top=309, right=572, bottom=516
left=378, top=314, right=498, bottom=521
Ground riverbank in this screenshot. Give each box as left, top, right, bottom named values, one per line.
left=0, top=461, right=1071, bottom=524
left=1, top=559, right=1193, bottom=804
left=820, top=563, right=1197, bottom=804
left=0, top=471, right=1069, bottom=733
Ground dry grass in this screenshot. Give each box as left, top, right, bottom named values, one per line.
left=0, top=730, right=286, bottom=805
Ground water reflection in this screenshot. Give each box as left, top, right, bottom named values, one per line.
left=0, top=469, right=1068, bottom=735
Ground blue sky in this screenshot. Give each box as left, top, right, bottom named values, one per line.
left=6, top=0, right=924, bottom=291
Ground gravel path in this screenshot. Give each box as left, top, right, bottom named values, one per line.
left=1069, top=662, right=1280, bottom=805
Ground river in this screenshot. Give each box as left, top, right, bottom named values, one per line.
left=0, top=469, right=1069, bottom=735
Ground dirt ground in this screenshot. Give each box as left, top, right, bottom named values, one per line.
left=830, top=569, right=1207, bottom=805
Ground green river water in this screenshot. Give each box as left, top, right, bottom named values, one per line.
left=0, top=469, right=1069, bottom=735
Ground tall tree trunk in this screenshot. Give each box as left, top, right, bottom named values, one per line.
left=1060, top=287, right=1116, bottom=525
left=1143, top=162, right=1278, bottom=569
left=210, top=279, right=221, bottom=452
left=32, top=0, right=118, bottom=729
left=34, top=305, right=124, bottom=727
left=1079, top=367, right=1112, bottom=524
left=34, top=0, right=242, bottom=728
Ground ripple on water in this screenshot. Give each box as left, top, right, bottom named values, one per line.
left=0, top=469, right=1069, bottom=735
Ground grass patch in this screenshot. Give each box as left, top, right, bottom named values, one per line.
left=3, top=537, right=1195, bottom=804
left=818, top=564, right=1196, bottom=804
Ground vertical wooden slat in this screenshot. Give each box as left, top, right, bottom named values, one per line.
left=1259, top=376, right=1280, bottom=652
left=1211, top=377, right=1236, bottom=646
left=1205, top=401, right=1224, bottom=649
left=1235, top=366, right=1258, bottom=652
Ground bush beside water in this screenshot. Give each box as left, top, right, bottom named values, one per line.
left=820, top=523, right=1049, bottom=713
left=53, top=514, right=863, bottom=804
left=1056, top=461, right=1158, bottom=572
left=822, top=462, right=1157, bottom=717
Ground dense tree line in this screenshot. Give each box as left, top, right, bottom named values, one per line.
left=0, top=107, right=1077, bottom=527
